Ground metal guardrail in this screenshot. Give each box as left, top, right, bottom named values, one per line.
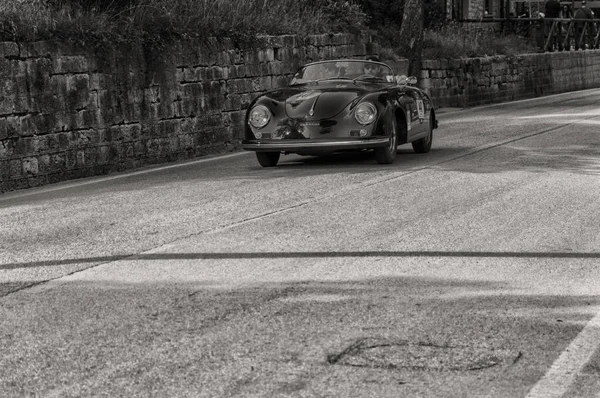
left=459, top=17, right=600, bottom=52
left=541, top=18, right=599, bottom=51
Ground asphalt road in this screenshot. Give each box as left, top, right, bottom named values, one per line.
left=1, top=89, right=599, bottom=397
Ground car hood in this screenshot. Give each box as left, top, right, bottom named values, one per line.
left=263, top=84, right=383, bottom=119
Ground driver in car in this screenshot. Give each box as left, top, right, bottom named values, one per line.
left=363, top=63, right=382, bottom=77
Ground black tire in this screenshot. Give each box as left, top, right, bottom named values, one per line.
left=412, top=115, right=433, bottom=154
left=374, top=117, right=398, bottom=164
left=256, top=152, right=280, bottom=167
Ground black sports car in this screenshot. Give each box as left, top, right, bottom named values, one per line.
left=242, top=59, right=439, bottom=167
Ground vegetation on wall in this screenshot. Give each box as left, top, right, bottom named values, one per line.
left=358, top=0, right=444, bottom=51
left=358, top=0, right=540, bottom=59
left=422, top=22, right=540, bottom=58
left=0, top=0, right=368, bottom=46
left=1, top=0, right=542, bottom=58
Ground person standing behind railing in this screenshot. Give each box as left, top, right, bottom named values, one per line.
left=574, top=0, right=596, bottom=50
left=560, top=5, right=574, bottom=50
left=560, top=4, right=573, bottom=18
left=544, top=0, right=562, bottom=51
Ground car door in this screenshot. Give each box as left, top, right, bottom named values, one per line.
left=404, top=88, right=426, bottom=140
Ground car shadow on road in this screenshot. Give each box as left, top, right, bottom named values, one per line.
left=1, top=140, right=597, bottom=208
left=220, top=140, right=600, bottom=179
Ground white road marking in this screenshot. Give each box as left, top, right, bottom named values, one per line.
left=518, top=111, right=600, bottom=118
left=525, top=308, right=600, bottom=398
left=437, top=88, right=600, bottom=117
left=0, top=152, right=250, bottom=201
left=468, top=88, right=600, bottom=111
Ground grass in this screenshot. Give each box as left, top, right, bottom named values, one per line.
left=0, top=0, right=368, bottom=47
left=422, top=22, right=540, bottom=59
left=1, top=1, right=541, bottom=59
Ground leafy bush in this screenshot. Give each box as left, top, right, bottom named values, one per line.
left=422, top=22, right=540, bottom=59
left=0, top=0, right=543, bottom=59
left=359, top=0, right=403, bottom=29
left=0, top=0, right=368, bottom=46
left=357, top=0, right=539, bottom=60
left=320, top=0, right=369, bottom=34
left=424, top=0, right=446, bottom=28
left=358, top=0, right=402, bottom=50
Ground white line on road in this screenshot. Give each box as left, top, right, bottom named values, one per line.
left=437, top=88, right=600, bottom=118
left=465, top=88, right=600, bottom=112
left=525, top=308, right=600, bottom=398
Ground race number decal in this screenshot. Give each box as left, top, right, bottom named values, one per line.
left=416, top=99, right=425, bottom=119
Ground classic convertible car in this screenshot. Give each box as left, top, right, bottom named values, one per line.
left=242, top=59, right=439, bottom=167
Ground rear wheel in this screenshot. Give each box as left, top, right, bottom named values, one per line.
left=412, top=115, right=433, bottom=153
left=374, top=117, right=398, bottom=164
left=256, top=152, right=280, bottom=167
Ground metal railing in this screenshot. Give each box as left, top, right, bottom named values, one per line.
left=458, top=17, right=600, bottom=52
left=541, top=18, right=599, bottom=51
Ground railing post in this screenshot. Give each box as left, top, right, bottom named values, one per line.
left=535, top=18, right=545, bottom=49
left=543, top=19, right=565, bottom=52
left=562, top=20, right=574, bottom=50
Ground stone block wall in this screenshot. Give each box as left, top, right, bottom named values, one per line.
left=0, top=34, right=374, bottom=193
left=419, top=50, right=600, bottom=108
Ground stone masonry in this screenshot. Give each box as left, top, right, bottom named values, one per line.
left=419, top=50, right=600, bottom=108
left=0, top=34, right=375, bottom=193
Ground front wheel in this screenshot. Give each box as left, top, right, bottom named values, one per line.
left=256, top=152, right=280, bottom=167
left=374, top=117, right=398, bottom=164
left=412, top=115, right=434, bottom=154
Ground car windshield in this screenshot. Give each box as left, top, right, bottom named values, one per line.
left=291, top=60, right=394, bottom=85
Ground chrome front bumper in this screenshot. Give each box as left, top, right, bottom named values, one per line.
left=242, top=137, right=391, bottom=152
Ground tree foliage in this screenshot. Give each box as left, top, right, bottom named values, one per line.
left=359, top=0, right=425, bottom=74
left=359, top=0, right=445, bottom=32
left=361, top=0, right=446, bottom=71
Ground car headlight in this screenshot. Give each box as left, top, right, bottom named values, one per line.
left=354, top=102, right=377, bottom=125
left=249, top=105, right=271, bottom=129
